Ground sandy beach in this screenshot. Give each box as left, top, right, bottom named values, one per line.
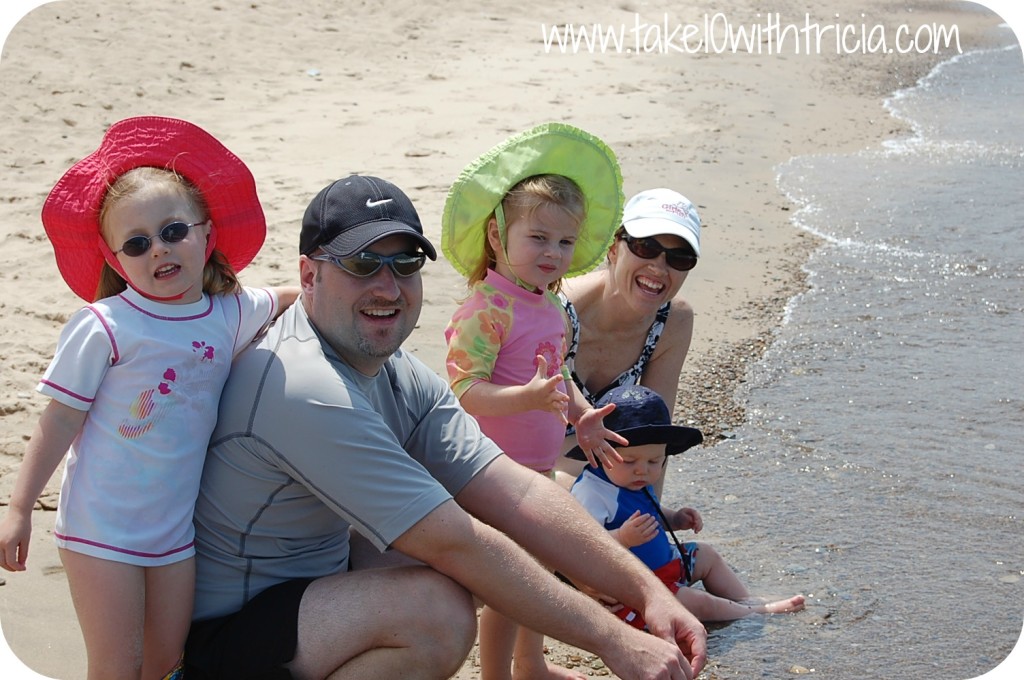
left=0, top=1, right=1015, bottom=678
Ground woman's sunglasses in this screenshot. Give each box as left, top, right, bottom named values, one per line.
left=312, top=251, right=427, bottom=278
left=621, top=234, right=698, bottom=272
left=115, top=221, right=205, bottom=257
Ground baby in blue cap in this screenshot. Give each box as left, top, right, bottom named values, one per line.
left=569, top=385, right=806, bottom=625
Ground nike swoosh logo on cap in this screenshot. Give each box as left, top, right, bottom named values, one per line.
left=366, top=198, right=393, bottom=208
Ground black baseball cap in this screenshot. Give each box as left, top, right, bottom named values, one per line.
left=299, top=175, right=437, bottom=259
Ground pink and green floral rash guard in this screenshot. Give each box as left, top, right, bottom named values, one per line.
left=444, top=270, right=572, bottom=472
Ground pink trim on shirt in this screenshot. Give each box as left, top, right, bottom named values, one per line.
left=230, top=292, right=243, bottom=349
left=38, top=379, right=94, bottom=404
left=55, top=531, right=194, bottom=558
left=231, top=289, right=274, bottom=350
left=85, top=305, right=119, bottom=364
left=118, top=292, right=214, bottom=321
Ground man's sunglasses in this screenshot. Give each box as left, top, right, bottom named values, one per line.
left=312, top=251, right=427, bottom=278
left=621, top=234, right=698, bottom=272
left=115, top=221, right=205, bottom=257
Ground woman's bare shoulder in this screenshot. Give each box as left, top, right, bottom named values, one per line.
left=666, top=292, right=694, bottom=324
left=653, top=293, right=694, bottom=356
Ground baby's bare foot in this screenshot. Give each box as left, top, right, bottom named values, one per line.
left=745, top=594, right=806, bottom=614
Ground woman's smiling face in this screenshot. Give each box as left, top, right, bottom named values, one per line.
left=609, top=232, right=690, bottom=310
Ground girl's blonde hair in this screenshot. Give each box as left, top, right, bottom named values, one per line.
left=95, top=167, right=241, bottom=301
left=467, top=174, right=586, bottom=292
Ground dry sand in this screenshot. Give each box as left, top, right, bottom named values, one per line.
left=0, top=0, right=1012, bottom=678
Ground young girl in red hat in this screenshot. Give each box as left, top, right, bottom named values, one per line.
left=0, top=117, right=297, bottom=680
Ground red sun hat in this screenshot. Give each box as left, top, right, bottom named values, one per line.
left=41, top=116, right=266, bottom=301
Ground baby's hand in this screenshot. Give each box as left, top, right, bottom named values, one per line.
left=574, top=402, right=628, bottom=469
left=672, top=507, right=703, bottom=533
left=617, top=510, right=660, bottom=548
left=524, top=355, right=570, bottom=422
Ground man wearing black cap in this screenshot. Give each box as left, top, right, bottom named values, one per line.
left=185, top=175, right=707, bottom=680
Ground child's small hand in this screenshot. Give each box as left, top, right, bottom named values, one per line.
left=574, top=402, right=628, bottom=469
left=617, top=510, right=659, bottom=548
left=672, top=506, right=703, bottom=533
left=524, top=355, right=570, bottom=422
left=0, top=511, right=32, bottom=572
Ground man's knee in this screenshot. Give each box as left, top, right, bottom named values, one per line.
left=410, top=568, right=477, bottom=670
left=423, top=569, right=477, bottom=638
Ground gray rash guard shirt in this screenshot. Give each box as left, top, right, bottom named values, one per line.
left=192, top=301, right=502, bottom=621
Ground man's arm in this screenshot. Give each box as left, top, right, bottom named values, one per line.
left=392, top=497, right=697, bottom=680
left=455, top=455, right=708, bottom=677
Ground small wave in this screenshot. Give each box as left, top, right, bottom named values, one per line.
left=881, top=136, right=1024, bottom=166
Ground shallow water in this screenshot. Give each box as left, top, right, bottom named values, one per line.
left=662, top=41, right=1024, bottom=679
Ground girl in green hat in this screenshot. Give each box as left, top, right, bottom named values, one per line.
left=442, top=124, right=627, bottom=680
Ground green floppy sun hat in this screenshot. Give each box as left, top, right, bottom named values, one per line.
left=441, top=122, right=624, bottom=279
